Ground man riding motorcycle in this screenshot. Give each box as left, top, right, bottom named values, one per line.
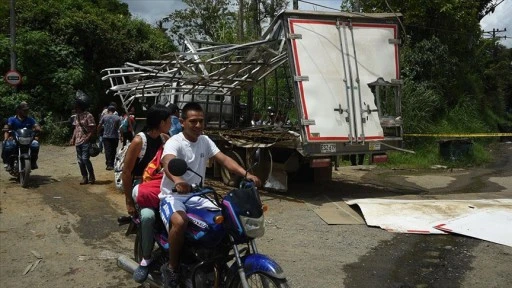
left=158, top=102, right=261, bottom=288
left=2, top=101, right=41, bottom=171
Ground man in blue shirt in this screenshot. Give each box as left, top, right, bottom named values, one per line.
left=2, top=102, right=41, bottom=170
left=97, top=105, right=121, bottom=170
left=168, top=104, right=182, bottom=136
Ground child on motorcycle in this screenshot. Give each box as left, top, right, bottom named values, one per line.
left=158, top=102, right=261, bottom=288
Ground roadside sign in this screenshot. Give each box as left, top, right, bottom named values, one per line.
left=4, top=70, right=22, bottom=86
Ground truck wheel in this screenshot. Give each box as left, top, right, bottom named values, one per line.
left=220, top=150, right=244, bottom=187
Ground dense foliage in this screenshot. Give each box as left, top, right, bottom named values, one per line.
left=0, top=0, right=176, bottom=143
left=163, top=0, right=288, bottom=44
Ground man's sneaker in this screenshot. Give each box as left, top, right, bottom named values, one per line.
left=133, top=265, right=150, bottom=283
left=4, top=164, right=12, bottom=171
left=80, top=177, right=88, bottom=185
left=160, top=264, right=179, bottom=288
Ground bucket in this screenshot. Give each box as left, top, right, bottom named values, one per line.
left=438, top=138, right=473, bottom=161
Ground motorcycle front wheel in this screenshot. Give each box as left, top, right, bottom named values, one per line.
left=20, top=158, right=31, bottom=188
left=230, top=272, right=289, bottom=288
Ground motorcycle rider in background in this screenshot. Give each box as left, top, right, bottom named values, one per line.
left=2, top=101, right=41, bottom=171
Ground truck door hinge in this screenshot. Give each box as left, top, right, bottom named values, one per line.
left=294, top=75, right=309, bottom=82
left=301, top=119, right=316, bottom=126
left=288, top=34, right=302, bottom=40
left=388, top=38, right=402, bottom=45
left=391, top=79, right=404, bottom=85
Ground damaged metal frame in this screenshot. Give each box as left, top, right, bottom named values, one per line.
left=100, top=18, right=289, bottom=119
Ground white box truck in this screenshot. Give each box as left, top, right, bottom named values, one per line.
left=102, top=10, right=404, bottom=192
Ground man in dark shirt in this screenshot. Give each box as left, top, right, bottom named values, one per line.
left=2, top=102, right=41, bottom=170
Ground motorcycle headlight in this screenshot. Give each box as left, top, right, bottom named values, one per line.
left=239, top=215, right=265, bottom=239
left=18, top=137, right=32, bottom=145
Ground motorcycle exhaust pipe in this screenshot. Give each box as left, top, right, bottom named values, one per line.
left=117, top=255, right=162, bottom=287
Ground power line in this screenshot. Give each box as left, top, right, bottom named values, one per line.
left=297, top=0, right=341, bottom=11
left=482, top=28, right=507, bottom=40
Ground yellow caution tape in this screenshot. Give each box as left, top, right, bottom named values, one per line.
left=404, top=133, right=512, bottom=137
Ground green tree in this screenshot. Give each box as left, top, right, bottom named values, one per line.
left=0, top=0, right=176, bottom=143
left=163, top=0, right=238, bottom=44
left=163, top=0, right=288, bottom=44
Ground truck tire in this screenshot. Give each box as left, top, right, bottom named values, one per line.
left=220, top=150, right=245, bottom=187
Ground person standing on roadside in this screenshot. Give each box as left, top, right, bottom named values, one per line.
left=129, top=106, right=137, bottom=133
left=97, top=105, right=108, bottom=153
left=350, top=153, right=365, bottom=166
left=98, top=105, right=121, bottom=170
left=120, top=110, right=135, bottom=147
left=168, top=104, right=182, bottom=136
left=70, top=99, right=96, bottom=185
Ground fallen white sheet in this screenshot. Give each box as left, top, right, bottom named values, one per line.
left=345, top=199, right=512, bottom=237
left=434, top=210, right=512, bottom=247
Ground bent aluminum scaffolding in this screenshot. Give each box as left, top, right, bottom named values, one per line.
left=101, top=21, right=288, bottom=123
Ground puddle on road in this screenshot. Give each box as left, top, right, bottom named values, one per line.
left=40, top=177, right=122, bottom=245
left=343, top=234, right=478, bottom=288
left=404, top=175, right=456, bottom=189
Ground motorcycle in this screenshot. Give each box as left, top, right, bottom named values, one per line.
left=117, top=155, right=289, bottom=288
left=6, top=128, right=36, bottom=187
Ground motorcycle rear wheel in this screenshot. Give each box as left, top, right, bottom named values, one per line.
left=230, top=272, right=289, bottom=288
left=20, top=159, right=31, bottom=188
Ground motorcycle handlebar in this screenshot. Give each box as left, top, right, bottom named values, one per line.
left=240, top=179, right=255, bottom=189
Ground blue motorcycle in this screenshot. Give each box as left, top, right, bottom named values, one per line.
left=118, top=157, right=289, bottom=288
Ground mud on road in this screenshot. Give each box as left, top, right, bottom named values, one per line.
left=1, top=143, right=511, bottom=288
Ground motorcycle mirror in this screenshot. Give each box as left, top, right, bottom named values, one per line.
left=252, top=148, right=261, bottom=165
left=168, top=158, right=188, bottom=176
left=244, top=148, right=262, bottom=179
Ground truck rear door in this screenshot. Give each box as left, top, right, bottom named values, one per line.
left=287, top=16, right=399, bottom=143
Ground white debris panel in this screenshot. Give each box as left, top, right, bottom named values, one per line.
left=345, top=198, right=512, bottom=247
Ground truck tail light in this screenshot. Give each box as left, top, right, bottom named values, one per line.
left=310, top=158, right=332, bottom=168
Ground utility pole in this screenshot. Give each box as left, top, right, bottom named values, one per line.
left=270, top=0, right=275, bottom=22
left=353, top=0, right=361, bottom=12
left=483, top=28, right=508, bottom=57
left=10, top=0, right=16, bottom=71
left=483, top=28, right=508, bottom=41
left=253, top=0, right=260, bottom=37
left=239, top=0, right=244, bottom=41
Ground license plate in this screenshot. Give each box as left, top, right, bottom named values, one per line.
left=369, top=142, right=381, bottom=151
left=320, top=143, right=336, bottom=153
